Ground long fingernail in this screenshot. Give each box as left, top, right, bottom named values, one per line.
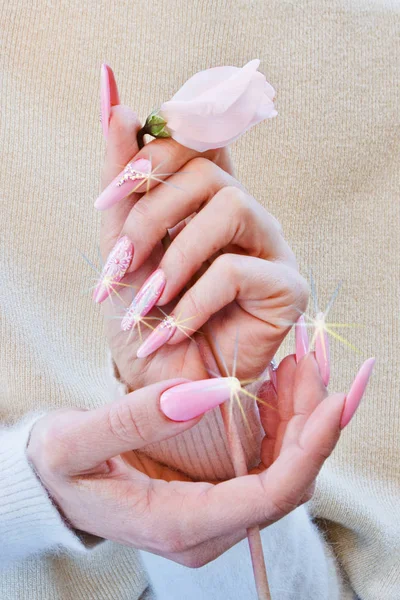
left=340, top=357, right=375, bottom=429
left=315, top=312, right=330, bottom=386
left=160, top=377, right=238, bottom=421
left=121, top=269, right=166, bottom=331
left=137, top=316, right=176, bottom=358
left=100, top=64, right=111, bottom=138
left=93, top=236, right=133, bottom=303
left=100, top=64, right=120, bottom=139
left=295, top=315, right=309, bottom=362
left=94, top=158, right=152, bottom=211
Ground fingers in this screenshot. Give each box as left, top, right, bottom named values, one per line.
left=134, top=255, right=307, bottom=359
left=279, top=352, right=329, bottom=454
left=96, top=137, right=212, bottom=212
left=43, top=377, right=238, bottom=473
left=148, top=396, right=344, bottom=550
left=117, top=158, right=236, bottom=272
left=167, top=255, right=307, bottom=346
left=157, top=185, right=294, bottom=305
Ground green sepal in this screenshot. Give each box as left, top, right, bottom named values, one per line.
left=145, top=110, right=171, bottom=139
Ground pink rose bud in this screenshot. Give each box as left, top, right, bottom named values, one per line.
left=146, top=59, right=277, bottom=152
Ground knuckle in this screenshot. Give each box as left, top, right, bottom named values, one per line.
left=295, top=275, right=311, bottom=311
left=107, top=401, right=152, bottom=446
left=258, top=477, right=299, bottom=521
left=212, top=252, right=239, bottom=280
left=168, top=238, right=191, bottom=270
left=28, top=412, right=73, bottom=474
left=214, top=186, right=249, bottom=219
left=186, top=156, right=214, bottom=175
left=284, top=271, right=310, bottom=314
left=183, top=286, right=207, bottom=319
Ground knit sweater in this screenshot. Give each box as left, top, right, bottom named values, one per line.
left=0, top=1, right=399, bottom=599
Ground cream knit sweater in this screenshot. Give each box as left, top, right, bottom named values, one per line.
left=0, top=1, right=399, bottom=599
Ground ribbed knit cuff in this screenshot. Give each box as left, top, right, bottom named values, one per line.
left=0, top=415, right=90, bottom=567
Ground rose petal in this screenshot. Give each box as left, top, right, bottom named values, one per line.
left=162, top=71, right=266, bottom=144
left=169, top=96, right=277, bottom=152
left=171, top=66, right=239, bottom=102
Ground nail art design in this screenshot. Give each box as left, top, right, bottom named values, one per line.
left=295, top=315, right=309, bottom=363
left=340, top=357, right=375, bottom=429
left=121, top=269, right=166, bottom=331
left=93, top=236, right=134, bottom=304
left=94, top=158, right=152, bottom=211
left=116, top=162, right=151, bottom=187
left=136, top=315, right=177, bottom=358
left=315, top=312, right=330, bottom=386
left=160, top=377, right=238, bottom=422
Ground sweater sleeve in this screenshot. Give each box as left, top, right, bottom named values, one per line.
left=0, top=414, right=97, bottom=568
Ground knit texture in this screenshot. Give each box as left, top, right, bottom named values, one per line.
left=0, top=416, right=88, bottom=564
left=0, top=0, right=399, bottom=599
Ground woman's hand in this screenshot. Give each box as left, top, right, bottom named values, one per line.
left=93, top=73, right=309, bottom=391
left=27, top=352, right=372, bottom=567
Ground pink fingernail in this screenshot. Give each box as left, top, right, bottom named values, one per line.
left=100, top=64, right=120, bottom=139
left=295, top=315, right=309, bottom=363
left=160, top=377, right=238, bottom=422
left=121, top=269, right=166, bottom=331
left=100, top=64, right=111, bottom=139
left=93, top=236, right=134, bottom=304
left=137, top=315, right=176, bottom=358
left=340, top=357, right=375, bottom=429
left=94, top=158, right=152, bottom=211
left=315, top=312, right=330, bottom=386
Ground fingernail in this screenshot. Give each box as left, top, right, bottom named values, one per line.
left=121, top=269, right=166, bottom=331
left=340, top=357, right=375, bottom=429
left=100, top=64, right=111, bottom=139
left=93, top=236, right=134, bottom=304
left=268, top=359, right=278, bottom=393
left=137, top=316, right=176, bottom=358
left=315, top=312, right=330, bottom=386
left=94, top=158, right=152, bottom=211
left=160, top=377, right=238, bottom=421
left=100, top=64, right=120, bottom=139
left=295, top=315, right=309, bottom=363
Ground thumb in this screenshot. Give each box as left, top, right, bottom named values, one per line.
left=56, top=377, right=234, bottom=473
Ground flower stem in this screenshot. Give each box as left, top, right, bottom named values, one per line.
left=136, top=128, right=271, bottom=599
left=137, top=126, right=147, bottom=150
left=205, top=328, right=271, bottom=600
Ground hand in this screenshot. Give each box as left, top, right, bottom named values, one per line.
left=26, top=351, right=372, bottom=567
left=93, top=69, right=309, bottom=391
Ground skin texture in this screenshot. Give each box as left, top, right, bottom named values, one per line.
left=97, top=101, right=309, bottom=392
left=27, top=352, right=348, bottom=567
